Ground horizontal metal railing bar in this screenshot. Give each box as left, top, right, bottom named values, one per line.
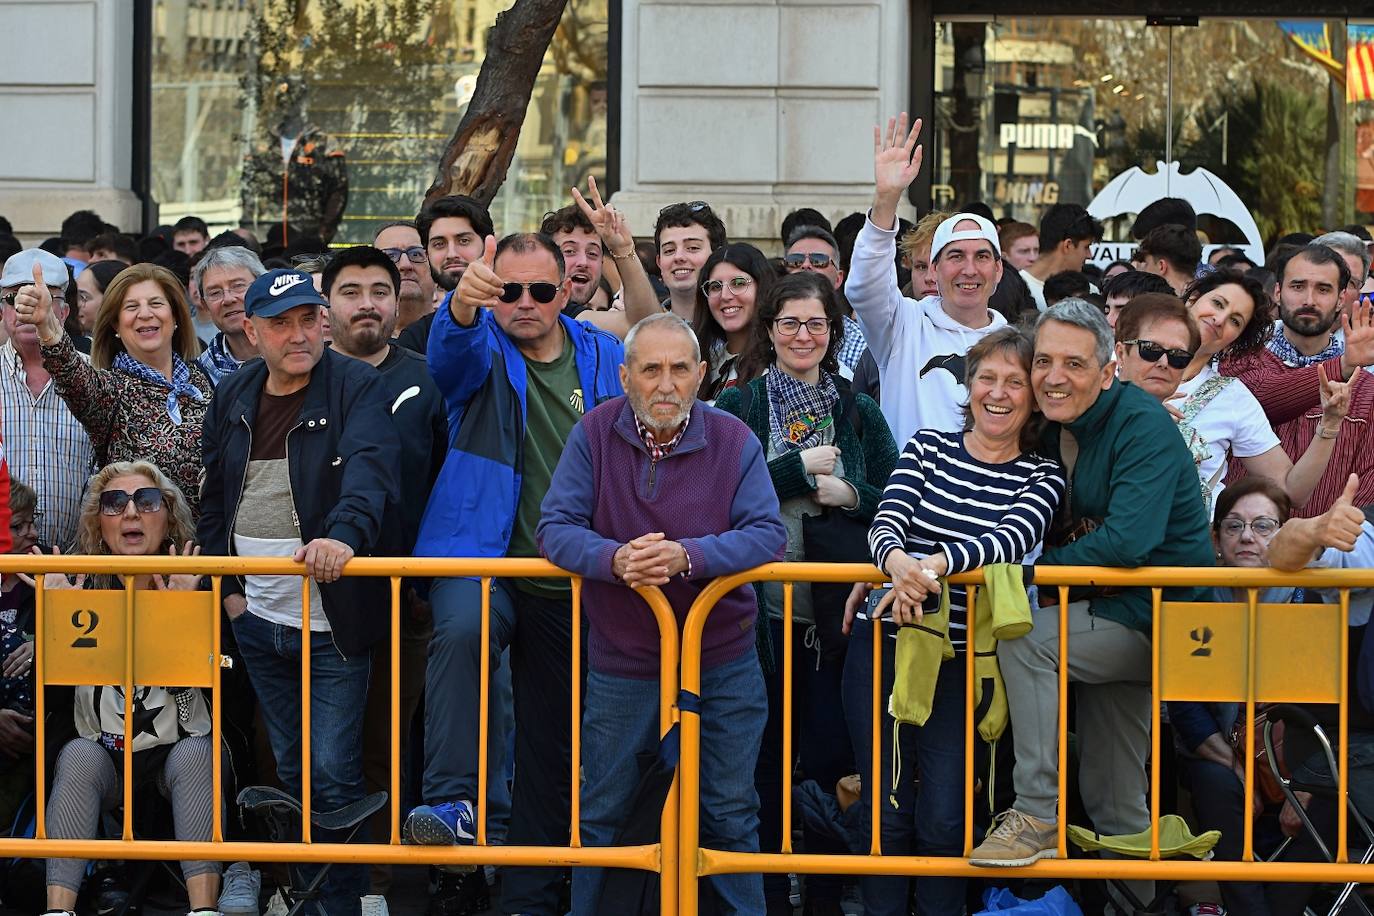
left=694, top=562, right=1374, bottom=590
left=9, top=556, right=1374, bottom=590
left=0, top=840, right=660, bottom=869
left=0, top=556, right=583, bottom=576
left=696, top=850, right=1374, bottom=883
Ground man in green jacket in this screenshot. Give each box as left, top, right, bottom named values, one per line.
left=971, top=298, right=1213, bottom=874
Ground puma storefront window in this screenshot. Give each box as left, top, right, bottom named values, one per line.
left=930, top=17, right=1374, bottom=258
left=151, top=0, right=609, bottom=245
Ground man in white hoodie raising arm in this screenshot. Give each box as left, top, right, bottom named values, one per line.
left=849, top=112, right=1009, bottom=443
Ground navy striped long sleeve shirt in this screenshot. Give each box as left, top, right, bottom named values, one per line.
left=869, top=429, right=1066, bottom=646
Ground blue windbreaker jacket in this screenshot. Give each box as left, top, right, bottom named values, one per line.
left=414, top=295, right=625, bottom=559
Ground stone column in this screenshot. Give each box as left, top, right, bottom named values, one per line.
left=610, top=0, right=915, bottom=250
left=0, top=0, right=143, bottom=241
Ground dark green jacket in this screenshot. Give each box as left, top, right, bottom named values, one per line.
left=714, top=375, right=899, bottom=524
left=1039, top=379, right=1213, bottom=632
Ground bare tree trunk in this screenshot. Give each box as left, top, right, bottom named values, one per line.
left=424, top=0, right=570, bottom=208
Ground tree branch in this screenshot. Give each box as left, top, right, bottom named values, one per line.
left=424, top=0, right=570, bottom=208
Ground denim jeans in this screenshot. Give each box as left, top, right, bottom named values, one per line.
left=573, top=650, right=768, bottom=916
left=841, top=618, right=967, bottom=916
left=423, top=576, right=580, bottom=914
left=232, top=611, right=370, bottom=916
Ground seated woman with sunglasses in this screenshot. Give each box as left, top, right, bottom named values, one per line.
left=691, top=243, right=776, bottom=403
left=27, top=461, right=219, bottom=916
left=714, top=271, right=899, bottom=914
left=1171, top=475, right=1374, bottom=916
left=1113, top=277, right=1348, bottom=515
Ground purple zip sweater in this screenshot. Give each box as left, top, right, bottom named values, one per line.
left=538, top=396, right=786, bottom=679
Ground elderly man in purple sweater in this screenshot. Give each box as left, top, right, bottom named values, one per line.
left=538, top=312, right=785, bottom=915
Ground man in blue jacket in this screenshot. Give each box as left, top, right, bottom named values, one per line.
left=405, top=229, right=640, bottom=915
left=198, top=268, right=401, bottom=915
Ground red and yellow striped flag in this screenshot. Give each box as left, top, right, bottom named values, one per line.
left=1350, top=26, right=1374, bottom=103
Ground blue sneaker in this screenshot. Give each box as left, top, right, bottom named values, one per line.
left=404, top=800, right=477, bottom=846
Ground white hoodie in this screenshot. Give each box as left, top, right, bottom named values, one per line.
left=847, top=214, right=1008, bottom=444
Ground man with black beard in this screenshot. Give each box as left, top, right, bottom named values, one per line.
left=1225, top=244, right=1374, bottom=514
left=397, top=195, right=495, bottom=355
left=322, top=245, right=447, bottom=904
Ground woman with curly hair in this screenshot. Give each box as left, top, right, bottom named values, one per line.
left=1114, top=269, right=1349, bottom=514
left=715, top=272, right=899, bottom=913
left=28, top=461, right=220, bottom=916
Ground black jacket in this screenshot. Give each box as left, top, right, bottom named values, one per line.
left=197, top=348, right=402, bottom=657
left=375, top=344, right=447, bottom=551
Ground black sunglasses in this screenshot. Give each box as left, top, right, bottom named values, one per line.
left=1123, top=338, right=1194, bottom=370
left=98, top=487, right=165, bottom=516
left=783, top=253, right=833, bottom=270
left=498, top=282, right=559, bottom=304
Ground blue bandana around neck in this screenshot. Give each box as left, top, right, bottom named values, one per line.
left=112, top=352, right=206, bottom=425
left=1266, top=320, right=1343, bottom=368
left=203, top=333, right=242, bottom=378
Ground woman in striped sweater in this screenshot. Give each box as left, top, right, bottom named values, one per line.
left=841, top=326, right=1065, bottom=916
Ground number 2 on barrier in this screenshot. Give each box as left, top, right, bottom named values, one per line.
left=43, top=590, right=217, bottom=688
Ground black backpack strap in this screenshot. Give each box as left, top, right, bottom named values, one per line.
left=833, top=376, right=863, bottom=439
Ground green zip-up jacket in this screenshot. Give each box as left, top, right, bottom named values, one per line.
left=1038, top=379, right=1214, bottom=632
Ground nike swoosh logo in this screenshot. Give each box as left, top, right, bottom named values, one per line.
left=391, top=386, right=420, bottom=414
left=269, top=274, right=308, bottom=296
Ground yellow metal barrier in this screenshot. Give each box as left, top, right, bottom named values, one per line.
left=11, top=556, right=1374, bottom=914
left=677, top=563, right=1374, bottom=913
left=0, top=556, right=680, bottom=916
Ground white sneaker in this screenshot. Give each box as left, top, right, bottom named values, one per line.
left=360, top=895, right=390, bottom=916
left=263, top=891, right=290, bottom=916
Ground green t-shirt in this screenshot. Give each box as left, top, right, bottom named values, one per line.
left=508, top=333, right=585, bottom=597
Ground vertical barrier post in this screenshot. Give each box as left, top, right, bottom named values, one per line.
left=212, top=575, right=224, bottom=842
left=301, top=576, right=312, bottom=843
left=679, top=632, right=702, bottom=916
left=390, top=576, right=402, bottom=845
left=571, top=577, right=582, bottom=848
left=870, top=610, right=882, bottom=856
left=1338, top=588, right=1351, bottom=861
left=645, top=587, right=679, bottom=916
left=123, top=577, right=136, bottom=840
left=781, top=581, right=793, bottom=854
left=1056, top=585, right=1069, bottom=858
left=477, top=577, right=490, bottom=847
left=964, top=583, right=978, bottom=855
left=1150, top=587, right=1162, bottom=860
left=1242, top=588, right=1258, bottom=861
left=34, top=575, right=46, bottom=840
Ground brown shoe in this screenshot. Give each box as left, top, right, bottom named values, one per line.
left=969, top=808, right=1058, bottom=867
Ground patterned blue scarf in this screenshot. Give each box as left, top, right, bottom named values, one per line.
left=765, top=365, right=840, bottom=453
left=201, top=332, right=242, bottom=383
left=1266, top=320, right=1343, bottom=367
left=112, top=352, right=206, bottom=425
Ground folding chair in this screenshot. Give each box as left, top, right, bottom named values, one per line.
left=1263, top=704, right=1374, bottom=916
left=237, top=786, right=386, bottom=916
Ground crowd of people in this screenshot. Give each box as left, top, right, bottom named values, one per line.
left=0, top=113, right=1373, bottom=916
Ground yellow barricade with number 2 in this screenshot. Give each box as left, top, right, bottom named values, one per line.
left=43, top=589, right=220, bottom=687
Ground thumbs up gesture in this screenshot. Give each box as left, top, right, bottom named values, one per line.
left=14, top=261, right=61, bottom=344
left=1316, top=473, right=1364, bottom=552
left=454, top=234, right=503, bottom=319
